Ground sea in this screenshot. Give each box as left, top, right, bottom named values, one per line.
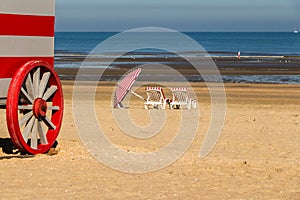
left=54, top=32, right=300, bottom=84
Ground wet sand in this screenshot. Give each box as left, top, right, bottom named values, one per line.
left=55, top=55, right=300, bottom=78
left=0, top=80, right=299, bottom=199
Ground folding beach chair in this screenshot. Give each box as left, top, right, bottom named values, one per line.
left=144, top=87, right=169, bottom=109
left=170, top=88, right=196, bottom=110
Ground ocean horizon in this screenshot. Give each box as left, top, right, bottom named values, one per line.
left=54, top=32, right=300, bottom=84
left=55, top=32, right=300, bottom=55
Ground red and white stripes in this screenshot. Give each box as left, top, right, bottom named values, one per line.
left=0, top=0, right=55, bottom=78
left=170, top=87, right=187, bottom=92
left=114, top=68, right=142, bottom=108
left=145, top=87, right=162, bottom=91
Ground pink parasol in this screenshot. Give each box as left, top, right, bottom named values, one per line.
left=113, top=68, right=144, bottom=108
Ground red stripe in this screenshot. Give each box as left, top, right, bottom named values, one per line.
left=0, top=57, right=54, bottom=78
left=0, top=14, right=54, bottom=37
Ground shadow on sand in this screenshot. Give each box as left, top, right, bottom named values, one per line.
left=0, top=138, right=58, bottom=160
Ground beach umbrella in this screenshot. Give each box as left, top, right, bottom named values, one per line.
left=113, top=68, right=145, bottom=108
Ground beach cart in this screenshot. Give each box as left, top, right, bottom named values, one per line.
left=0, top=0, right=63, bottom=154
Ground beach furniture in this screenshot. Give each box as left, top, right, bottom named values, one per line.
left=170, top=88, right=196, bottom=110
left=144, top=87, right=169, bottom=109
left=0, top=0, right=63, bottom=154
left=114, top=68, right=145, bottom=108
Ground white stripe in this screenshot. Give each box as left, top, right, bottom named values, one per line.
left=0, top=36, right=54, bottom=57
left=0, top=0, right=55, bottom=16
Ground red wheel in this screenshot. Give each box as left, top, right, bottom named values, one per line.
left=6, top=60, right=63, bottom=154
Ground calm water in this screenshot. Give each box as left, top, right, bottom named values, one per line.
left=55, top=32, right=300, bottom=55
left=54, top=32, right=300, bottom=84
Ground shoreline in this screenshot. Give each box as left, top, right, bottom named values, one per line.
left=55, top=55, right=300, bottom=84
left=54, top=52, right=300, bottom=82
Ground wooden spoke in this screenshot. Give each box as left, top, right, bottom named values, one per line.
left=22, top=116, right=35, bottom=143
left=43, top=116, right=56, bottom=130
left=42, top=85, right=57, bottom=101
left=21, top=87, right=34, bottom=104
left=33, top=67, right=40, bottom=99
left=18, top=105, right=33, bottom=110
left=38, top=72, right=50, bottom=98
left=31, top=119, right=38, bottom=149
left=19, top=112, right=33, bottom=127
left=38, top=120, right=48, bottom=144
left=48, top=106, right=60, bottom=111
left=25, top=73, right=34, bottom=99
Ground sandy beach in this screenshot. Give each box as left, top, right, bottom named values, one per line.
left=0, top=80, right=299, bottom=199
left=1, top=1, right=300, bottom=199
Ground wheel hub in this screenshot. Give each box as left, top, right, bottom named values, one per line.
left=33, top=98, right=47, bottom=118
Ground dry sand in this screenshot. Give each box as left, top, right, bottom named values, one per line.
left=0, top=81, right=299, bottom=199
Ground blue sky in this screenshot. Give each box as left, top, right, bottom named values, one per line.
left=56, top=0, right=300, bottom=32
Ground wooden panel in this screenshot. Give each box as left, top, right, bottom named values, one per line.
left=0, top=78, right=11, bottom=98
left=0, top=0, right=54, bottom=16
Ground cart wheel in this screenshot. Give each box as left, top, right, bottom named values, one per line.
left=6, top=60, right=63, bottom=154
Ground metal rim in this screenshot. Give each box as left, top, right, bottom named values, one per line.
left=6, top=60, right=63, bottom=154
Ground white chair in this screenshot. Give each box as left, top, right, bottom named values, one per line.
left=144, top=87, right=168, bottom=109
left=170, top=88, right=196, bottom=110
